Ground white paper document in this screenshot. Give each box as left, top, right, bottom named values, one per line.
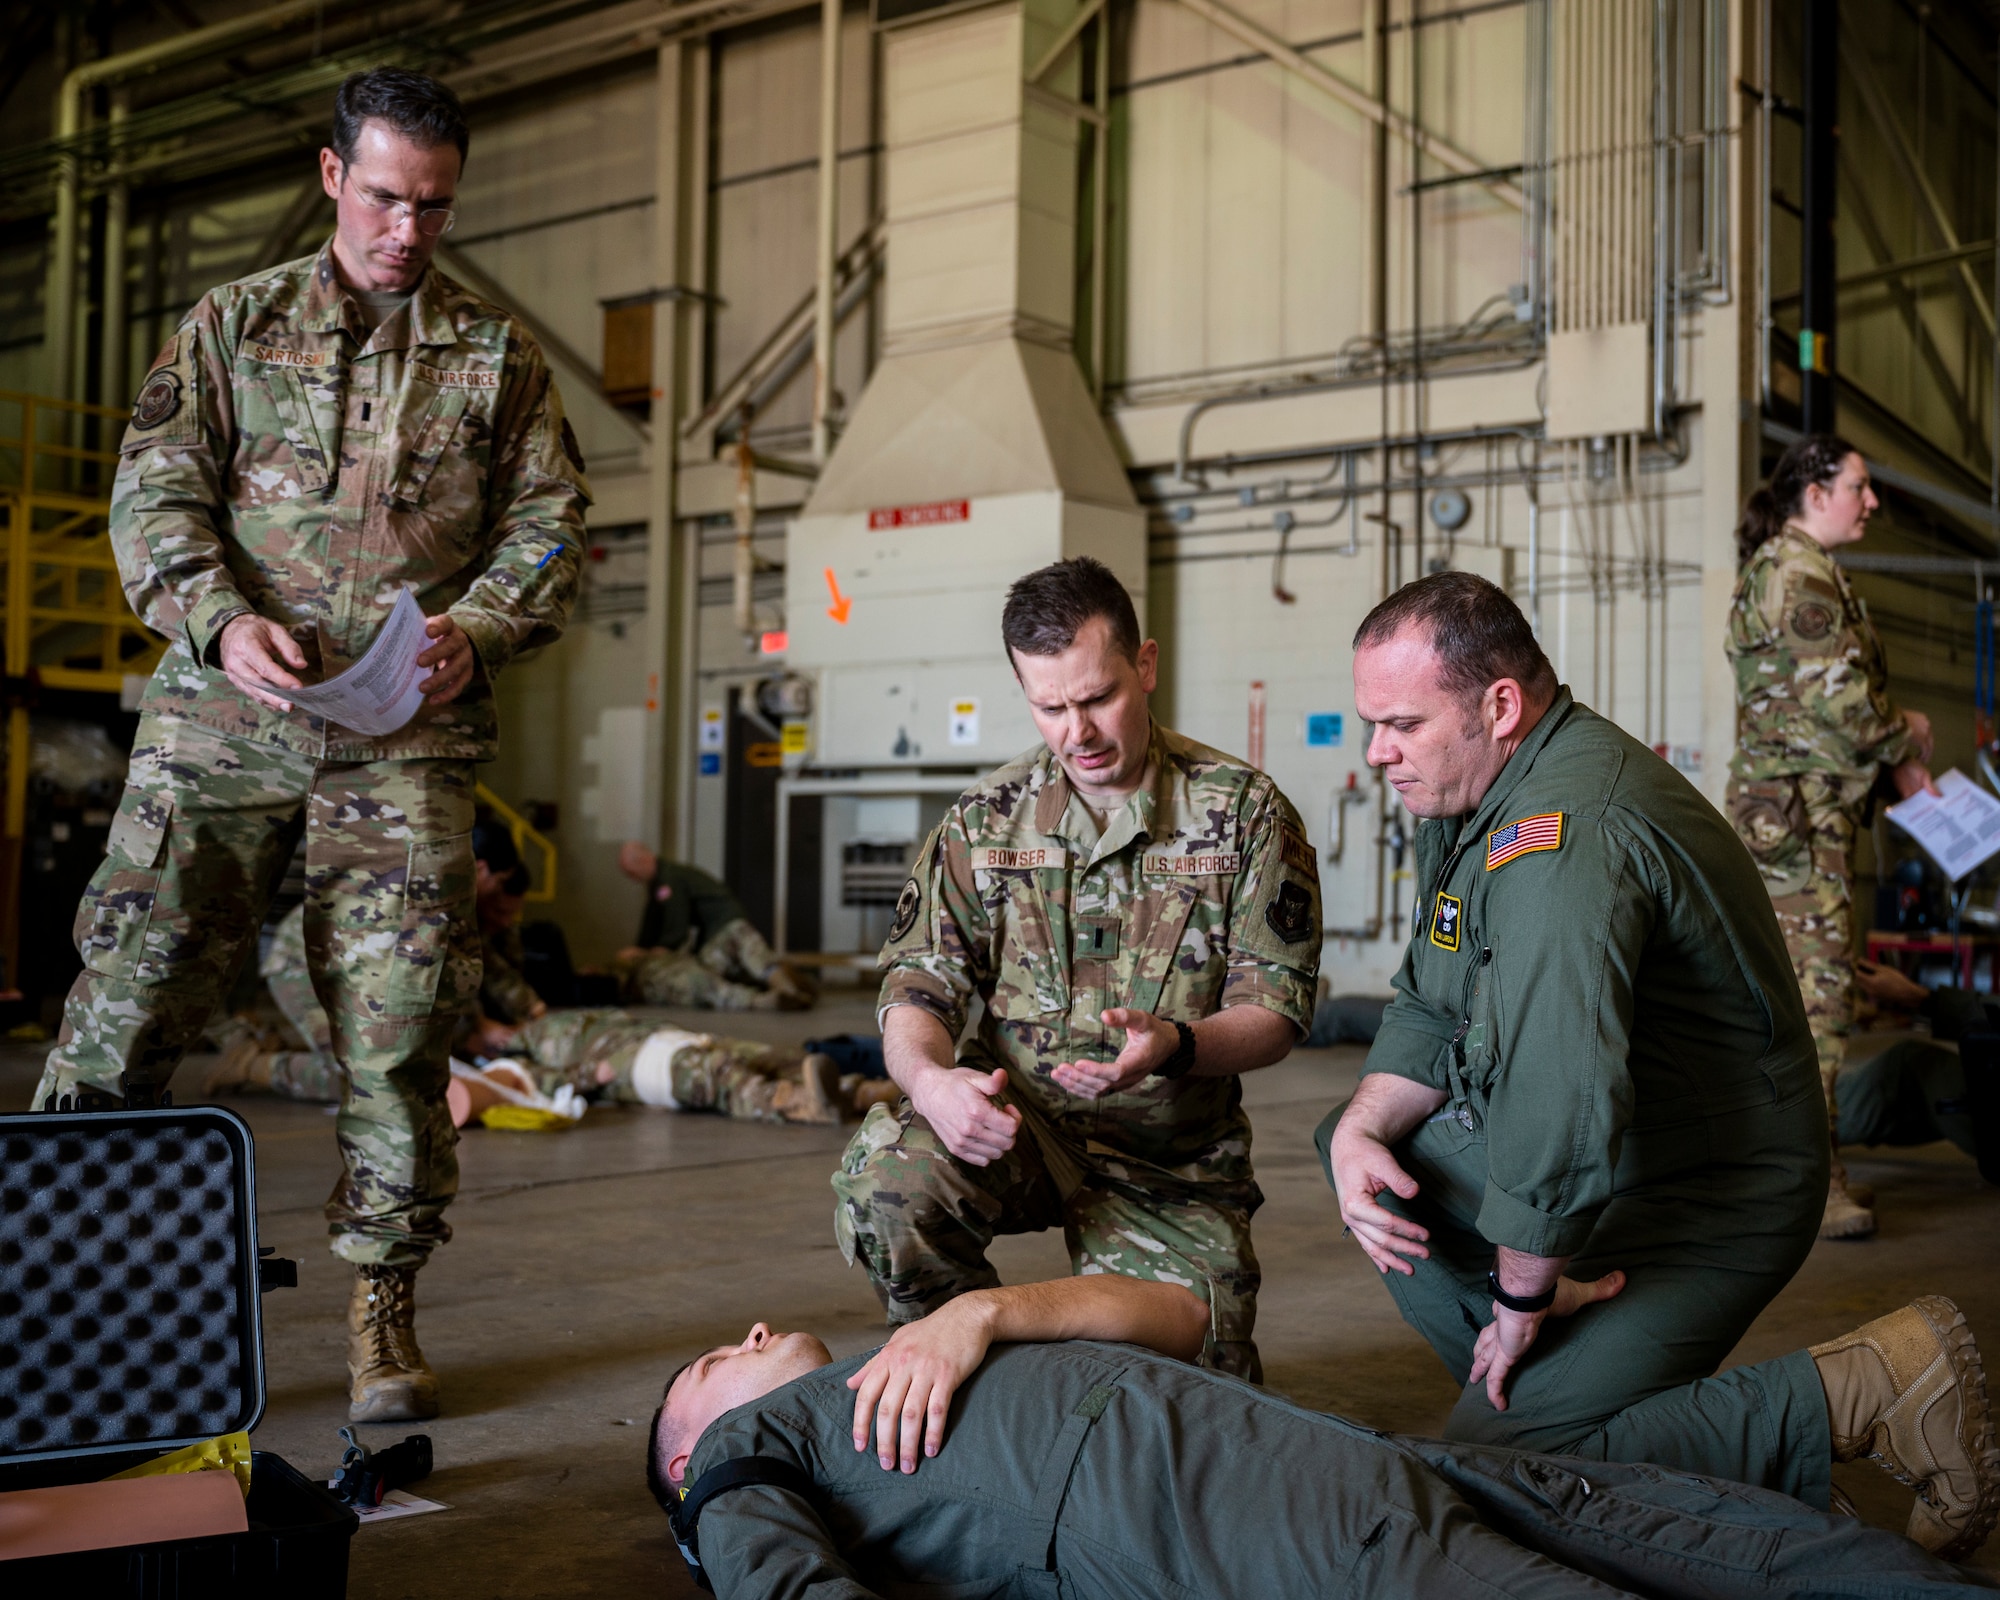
left=327, top=1484, right=449, bottom=1523
left=1885, top=768, right=2000, bottom=882
left=283, top=587, right=430, bottom=736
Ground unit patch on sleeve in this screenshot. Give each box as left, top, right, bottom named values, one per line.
left=889, top=877, right=922, bottom=941
left=1429, top=892, right=1462, bottom=951
left=1486, top=812, right=1565, bottom=871
left=1265, top=880, right=1313, bottom=944
left=131, top=371, right=182, bottom=430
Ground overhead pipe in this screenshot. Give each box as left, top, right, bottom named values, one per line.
left=42, top=0, right=346, bottom=401
left=1799, top=0, right=1836, bottom=433
left=98, top=92, right=130, bottom=418
left=810, top=0, right=842, bottom=464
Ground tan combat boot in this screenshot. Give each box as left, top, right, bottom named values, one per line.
left=1821, top=1156, right=1877, bottom=1241
left=202, top=1036, right=274, bottom=1098
left=348, top=1264, right=441, bottom=1424
left=772, top=1053, right=844, bottom=1125
left=1811, top=1295, right=2000, bottom=1559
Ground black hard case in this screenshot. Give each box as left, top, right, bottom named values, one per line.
left=0, top=1103, right=357, bottom=1593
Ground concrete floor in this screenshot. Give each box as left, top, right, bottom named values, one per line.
left=6, top=1001, right=1998, bottom=1596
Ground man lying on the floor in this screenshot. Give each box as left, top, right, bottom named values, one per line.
left=211, top=1007, right=899, bottom=1127
left=647, top=1274, right=1996, bottom=1599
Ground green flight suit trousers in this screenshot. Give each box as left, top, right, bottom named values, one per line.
left=35, top=713, right=477, bottom=1266
left=1317, top=1081, right=1832, bottom=1506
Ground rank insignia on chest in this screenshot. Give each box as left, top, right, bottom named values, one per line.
left=1429, top=892, right=1462, bottom=951
left=1486, top=812, right=1564, bottom=870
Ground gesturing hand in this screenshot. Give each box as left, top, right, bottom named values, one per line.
left=218, top=614, right=306, bottom=712
left=1328, top=1122, right=1429, bottom=1275
left=909, top=1066, right=1020, bottom=1166
left=1466, top=1270, right=1627, bottom=1412
left=846, top=1298, right=993, bottom=1472
left=1050, top=1008, right=1177, bottom=1099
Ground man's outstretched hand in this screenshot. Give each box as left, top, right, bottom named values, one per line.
left=847, top=1298, right=993, bottom=1474
left=1050, top=1008, right=1176, bottom=1099
left=1467, top=1270, right=1627, bottom=1412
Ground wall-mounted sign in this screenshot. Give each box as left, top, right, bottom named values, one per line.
left=699, top=751, right=721, bottom=777
left=699, top=706, right=725, bottom=751
left=868, top=499, right=970, bottom=530
left=948, top=698, right=980, bottom=746
left=781, top=720, right=810, bottom=755
left=1306, top=712, right=1343, bottom=748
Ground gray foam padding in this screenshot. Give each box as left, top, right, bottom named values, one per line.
left=0, top=1121, right=248, bottom=1454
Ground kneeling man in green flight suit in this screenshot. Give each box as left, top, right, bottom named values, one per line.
left=648, top=1273, right=1992, bottom=1597
left=1319, top=572, right=1998, bottom=1560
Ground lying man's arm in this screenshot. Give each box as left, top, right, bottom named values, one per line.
left=847, top=1276, right=1206, bottom=1474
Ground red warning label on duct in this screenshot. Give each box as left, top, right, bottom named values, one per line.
left=868, top=499, right=970, bottom=530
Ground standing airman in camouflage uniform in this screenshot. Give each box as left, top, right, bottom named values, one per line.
left=1725, top=436, right=1933, bottom=1240
left=32, top=69, right=588, bottom=1422
left=832, top=558, right=1320, bottom=1380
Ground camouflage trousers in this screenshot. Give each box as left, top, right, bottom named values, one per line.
left=622, top=945, right=777, bottom=1011
left=509, top=1008, right=815, bottom=1119
left=831, top=1096, right=1263, bottom=1380
left=243, top=1006, right=826, bottom=1125
left=1731, top=775, right=1856, bottom=1137
left=33, top=713, right=477, bottom=1267
left=699, top=917, right=782, bottom=986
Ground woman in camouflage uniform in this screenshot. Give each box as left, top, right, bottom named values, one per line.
left=1725, top=434, right=1934, bottom=1240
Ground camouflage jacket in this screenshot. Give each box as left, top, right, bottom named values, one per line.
left=1726, top=527, right=1915, bottom=798
left=111, top=240, right=590, bottom=762
left=878, top=723, right=1321, bottom=1197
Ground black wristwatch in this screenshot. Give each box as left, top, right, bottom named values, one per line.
left=1486, top=1270, right=1557, bottom=1314
left=1154, top=1020, right=1199, bottom=1080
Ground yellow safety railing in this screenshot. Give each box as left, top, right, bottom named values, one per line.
left=475, top=781, right=558, bottom=903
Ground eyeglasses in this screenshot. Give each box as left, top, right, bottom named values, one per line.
left=342, top=173, right=457, bottom=237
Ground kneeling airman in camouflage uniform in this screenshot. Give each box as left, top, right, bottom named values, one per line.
left=1725, top=435, right=1935, bottom=1240
left=33, top=69, right=587, bottom=1424
left=832, top=558, right=1321, bottom=1381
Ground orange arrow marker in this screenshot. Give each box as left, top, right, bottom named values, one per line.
left=824, top=567, right=852, bottom=625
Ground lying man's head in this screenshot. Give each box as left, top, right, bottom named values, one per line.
left=649, top=1322, right=833, bottom=1497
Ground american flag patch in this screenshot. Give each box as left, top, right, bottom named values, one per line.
left=1486, top=812, right=1564, bottom=870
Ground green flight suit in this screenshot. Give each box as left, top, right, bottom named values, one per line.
left=1318, top=690, right=1832, bottom=1501
left=684, top=1340, right=1981, bottom=1599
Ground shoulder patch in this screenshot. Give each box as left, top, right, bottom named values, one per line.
left=131, top=369, right=181, bottom=430
left=1486, top=812, right=1564, bottom=871
left=1790, top=601, right=1834, bottom=640
left=1429, top=892, right=1462, bottom=951
left=1264, top=879, right=1313, bottom=944
left=1279, top=826, right=1316, bottom=876
left=889, top=877, right=921, bottom=941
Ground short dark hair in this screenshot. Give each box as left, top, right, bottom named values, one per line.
left=1000, top=557, right=1140, bottom=664
left=1353, top=572, right=1557, bottom=706
left=646, top=1361, right=696, bottom=1514
left=331, top=68, right=469, bottom=169
left=470, top=818, right=521, bottom=876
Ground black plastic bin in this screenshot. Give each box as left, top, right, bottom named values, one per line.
left=3, top=1451, right=356, bottom=1595
left=0, top=1102, right=357, bottom=1593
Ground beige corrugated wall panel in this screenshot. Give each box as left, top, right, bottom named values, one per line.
left=708, top=6, right=877, bottom=437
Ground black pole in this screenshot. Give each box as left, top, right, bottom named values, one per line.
left=1801, top=0, right=1838, bottom=432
